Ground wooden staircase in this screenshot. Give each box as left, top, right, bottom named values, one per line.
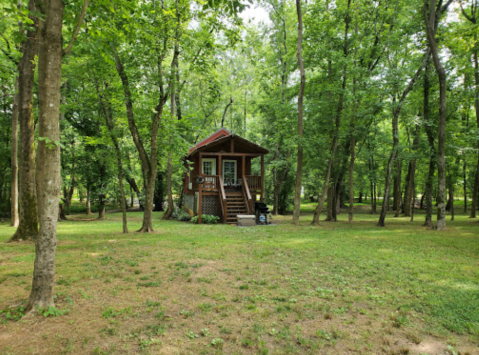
left=225, top=192, right=248, bottom=225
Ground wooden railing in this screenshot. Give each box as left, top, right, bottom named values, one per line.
left=203, top=175, right=219, bottom=191
left=242, top=175, right=254, bottom=214
left=218, top=176, right=227, bottom=223
left=245, top=175, right=261, bottom=191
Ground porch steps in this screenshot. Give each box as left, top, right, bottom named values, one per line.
left=225, top=192, right=248, bottom=225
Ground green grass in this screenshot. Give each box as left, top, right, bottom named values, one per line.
left=0, top=207, right=478, bottom=354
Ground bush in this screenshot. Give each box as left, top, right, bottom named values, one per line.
left=175, top=211, right=191, bottom=221
left=191, top=215, right=219, bottom=224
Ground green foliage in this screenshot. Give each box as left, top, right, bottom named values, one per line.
left=0, top=306, right=25, bottom=324
left=39, top=306, right=70, bottom=318
left=191, top=214, right=219, bottom=224
left=174, top=211, right=192, bottom=221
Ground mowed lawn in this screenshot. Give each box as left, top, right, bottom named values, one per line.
left=1, top=206, right=479, bottom=355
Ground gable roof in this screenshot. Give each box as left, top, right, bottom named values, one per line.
left=188, top=128, right=231, bottom=154
left=188, top=129, right=269, bottom=156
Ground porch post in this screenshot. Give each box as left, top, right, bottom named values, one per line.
left=198, top=182, right=203, bottom=224
left=218, top=155, right=222, bottom=180
left=198, top=152, right=203, bottom=224
left=261, top=154, right=264, bottom=202
left=242, top=155, right=245, bottom=181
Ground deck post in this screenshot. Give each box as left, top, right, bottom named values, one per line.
left=242, top=155, right=245, bottom=182
left=261, top=154, right=264, bottom=201
left=198, top=182, right=203, bottom=224
left=218, top=155, right=222, bottom=180
left=198, top=152, right=203, bottom=224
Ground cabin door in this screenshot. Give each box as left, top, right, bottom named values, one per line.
left=223, top=160, right=237, bottom=186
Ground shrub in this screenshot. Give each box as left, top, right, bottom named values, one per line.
left=191, top=215, right=219, bottom=224
left=176, top=211, right=192, bottom=221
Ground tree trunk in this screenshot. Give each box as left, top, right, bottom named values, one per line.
left=130, top=186, right=134, bottom=208
left=112, top=47, right=167, bottom=233
left=9, top=0, right=39, bottom=242
left=163, top=6, right=181, bottom=220
left=96, top=82, right=128, bottom=233
left=424, top=0, right=450, bottom=230
left=448, top=186, right=454, bottom=221
left=394, top=160, right=402, bottom=217
left=162, top=153, right=174, bottom=220
left=97, top=194, right=106, bottom=220
left=10, top=79, right=19, bottom=228
left=312, top=0, right=352, bottom=225
left=292, top=0, right=305, bottom=225
left=377, top=138, right=398, bottom=226
left=404, top=125, right=421, bottom=216
left=463, top=159, right=467, bottom=213
left=27, top=0, right=64, bottom=312
left=377, top=48, right=430, bottom=227
left=86, top=189, right=92, bottom=215
left=471, top=45, right=479, bottom=217
left=424, top=59, right=435, bottom=228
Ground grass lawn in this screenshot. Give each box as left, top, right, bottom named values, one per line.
left=1, top=205, right=478, bottom=354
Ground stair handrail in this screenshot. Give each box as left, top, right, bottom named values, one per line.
left=218, top=175, right=227, bottom=223
left=242, top=175, right=254, bottom=214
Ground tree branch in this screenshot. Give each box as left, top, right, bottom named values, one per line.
left=459, top=0, right=476, bottom=23
left=62, top=0, right=89, bottom=56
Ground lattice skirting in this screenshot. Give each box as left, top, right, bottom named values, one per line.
left=202, top=195, right=219, bottom=217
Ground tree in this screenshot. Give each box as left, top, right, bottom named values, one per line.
left=423, top=0, right=454, bottom=230
left=292, top=0, right=305, bottom=225
left=458, top=0, right=479, bottom=218
left=27, top=0, right=88, bottom=311
left=9, top=0, right=39, bottom=242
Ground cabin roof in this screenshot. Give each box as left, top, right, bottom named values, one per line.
left=188, top=129, right=269, bottom=156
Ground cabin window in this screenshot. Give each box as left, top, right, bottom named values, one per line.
left=202, top=158, right=216, bottom=175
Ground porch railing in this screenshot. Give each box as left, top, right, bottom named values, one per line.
left=242, top=175, right=254, bottom=214
left=218, top=176, right=227, bottom=223
left=203, top=175, right=219, bottom=191
left=245, top=175, right=261, bottom=191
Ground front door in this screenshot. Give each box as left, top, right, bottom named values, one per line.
left=223, top=160, right=237, bottom=186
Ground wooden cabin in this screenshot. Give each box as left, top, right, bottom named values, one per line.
left=183, top=128, right=269, bottom=224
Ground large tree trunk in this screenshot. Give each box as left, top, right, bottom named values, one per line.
left=424, top=0, right=450, bottom=230
left=423, top=59, right=435, bottom=228
left=292, top=0, right=305, bottom=225
left=9, top=0, right=39, bottom=242
left=10, top=79, right=19, bottom=228
left=470, top=49, right=479, bottom=218
left=27, top=0, right=64, bottom=312
left=459, top=3, right=478, bottom=217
